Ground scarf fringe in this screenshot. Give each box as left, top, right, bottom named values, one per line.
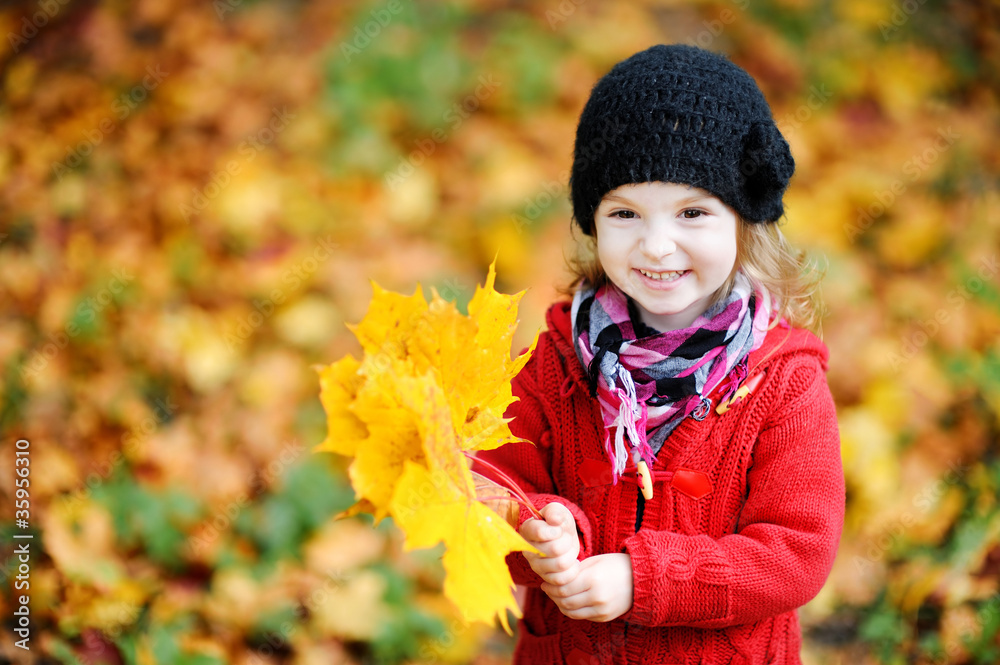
left=608, top=366, right=653, bottom=477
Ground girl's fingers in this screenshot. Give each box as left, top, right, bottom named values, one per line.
left=538, top=537, right=575, bottom=558
left=540, top=577, right=586, bottom=599
left=542, top=570, right=577, bottom=586
left=529, top=554, right=576, bottom=575
left=548, top=588, right=614, bottom=622
left=521, top=519, right=563, bottom=543
left=562, top=605, right=603, bottom=622
left=542, top=502, right=575, bottom=529
left=548, top=588, right=594, bottom=616
left=523, top=536, right=567, bottom=560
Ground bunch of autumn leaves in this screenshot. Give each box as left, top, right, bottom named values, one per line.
left=316, top=264, right=542, bottom=630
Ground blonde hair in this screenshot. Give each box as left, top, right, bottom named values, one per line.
left=560, top=218, right=825, bottom=334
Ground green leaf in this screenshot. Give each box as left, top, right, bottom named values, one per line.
left=177, top=654, right=226, bottom=665
left=1, top=355, right=29, bottom=432
left=114, top=632, right=139, bottom=665
left=47, top=638, right=86, bottom=665
left=859, top=598, right=910, bottom=662
left=150, top=622, right=183, bottom=664
left=255, top=495, right=303, bottom=560
left=250, top=604, right=299, bottom=644
left=91, top=473, right=203, bottom=570
left=281, top=457, right=355, bottom=529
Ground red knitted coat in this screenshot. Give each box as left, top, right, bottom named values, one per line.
left=475, top=301, right=844, bottom=665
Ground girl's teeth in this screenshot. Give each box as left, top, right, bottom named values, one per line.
left=640, top=269, right=683, bottom=281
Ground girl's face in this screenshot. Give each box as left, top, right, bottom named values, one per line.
left=594, top=181, right=738, bottom=332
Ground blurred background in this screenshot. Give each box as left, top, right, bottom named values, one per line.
left=0, top=0, right=998, bottom=663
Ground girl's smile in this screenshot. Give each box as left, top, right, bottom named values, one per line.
left=636, top=269, right=688, bottom=287
left=636, top=269, right=686, bottom=283
left=594, top=181, right=738, bottom=332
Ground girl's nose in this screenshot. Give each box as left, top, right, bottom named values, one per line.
left=640, top=221, right=678, bottom=258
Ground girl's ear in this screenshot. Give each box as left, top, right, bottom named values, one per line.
left=738, top=122, right=795, bottom=223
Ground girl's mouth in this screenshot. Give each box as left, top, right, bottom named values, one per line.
left=637, top=269, right=686, bottom=282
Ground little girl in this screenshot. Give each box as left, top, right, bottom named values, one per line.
left=475, top=44, right=844, bottom=664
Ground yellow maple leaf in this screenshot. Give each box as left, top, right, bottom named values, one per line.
left=393, top=371, right=476, bottom=496
left=315, top=355, right=366, bottom=457
left=348, top=281, right=429, bottom=357
left=390, top=461, right=534, bottom=631
left=315, top=353, right=424, bottom=518
left=314, top=261, right=539, bottom=628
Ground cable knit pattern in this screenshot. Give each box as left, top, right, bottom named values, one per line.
left=474, top=301, right=844, bottom=665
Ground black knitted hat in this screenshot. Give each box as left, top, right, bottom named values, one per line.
left=570, top=44, right=794, bottom=234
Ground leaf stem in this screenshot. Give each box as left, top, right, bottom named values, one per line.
left=466, top=453, right=543, bottom=520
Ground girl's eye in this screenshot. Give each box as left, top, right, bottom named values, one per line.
left=681, top=209, right=704, bottom=219
left=612, top=210, right=636, bottom=219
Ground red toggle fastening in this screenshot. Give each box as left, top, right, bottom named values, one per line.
left=578, top=459, right=713, bottom=500
left=671, top=468, right=713, bottom=500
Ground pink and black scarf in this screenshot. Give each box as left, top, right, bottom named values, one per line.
left=571, top=272, right=771, bottom=482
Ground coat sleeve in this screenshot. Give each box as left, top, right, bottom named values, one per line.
left=622, top=353, right=844, bottom=628
left=473, top=353, right=594, bottom=587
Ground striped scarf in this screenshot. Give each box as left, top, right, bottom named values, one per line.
left=571, top=272, right=770, bottom=482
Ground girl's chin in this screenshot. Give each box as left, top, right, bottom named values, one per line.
left=634, top=293, right=697, bottom=317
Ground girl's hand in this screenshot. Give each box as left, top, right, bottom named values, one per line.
left=540, top=553, right=634, bottom=622
left=520, top=502, right=580, bottom=585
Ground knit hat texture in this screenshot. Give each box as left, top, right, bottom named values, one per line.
left=570, top=44, right=794, bottom=234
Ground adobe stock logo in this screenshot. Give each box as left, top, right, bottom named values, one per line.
left=21, top=268, right=135, bottom=380
left=6, top=0, right=70, bottom=53
left=383, top=75, right=501, bottom=191
left=339, top=0, right=406, bottom=62
left=887, top=255, right=999, bottom=372
left=878, top=0, right=929, bottom=39
left=224, top=235, right=338, bottom=350
left=51, top=65, right=169, bottom=180
left=845, top=127, right=959, bottom=242
left=179, top=107, right=296, bottom=223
